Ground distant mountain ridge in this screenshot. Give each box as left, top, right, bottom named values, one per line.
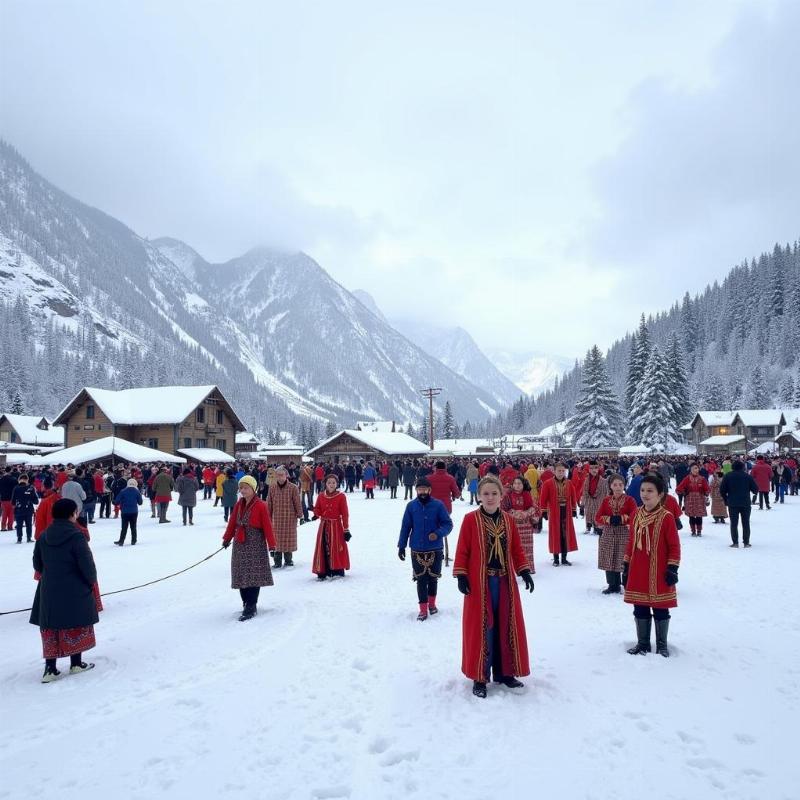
left=0, top=140, right=506, bottom=431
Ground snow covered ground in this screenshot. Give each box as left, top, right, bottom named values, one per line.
left=0, top=488, right=795, bottom=800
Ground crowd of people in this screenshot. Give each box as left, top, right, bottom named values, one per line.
left=2, top=446, right=796, bottom=692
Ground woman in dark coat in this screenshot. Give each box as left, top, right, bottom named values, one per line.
left=30, top=498, right=99, bottom=683
left=175, top=468, right=200, bottom=526
left=221, top=476, right=276, bottom=621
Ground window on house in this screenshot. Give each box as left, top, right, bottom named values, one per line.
left=183, top=438, right=192, bottom=448
left=216, top=439, right=227, bottom=452
left=86, top=404, right=95, bottom=419
left=10, top=432, right=18, bottom=443
left=0, top=431, right=9, bottom=442
left=195, top=438, right=207, bottom=448
left=147, top=438, right=159, bottom=449
left=216, top=409, right=224, bottom=425
left=73, top=425, right=80, bottom=431
left=196, top=408, right=205, bottom=424
left=83, top=425, right=95, bottom=431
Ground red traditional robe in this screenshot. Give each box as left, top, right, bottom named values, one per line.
left=676, top=475, right=709, bottom=517
left=594, top=494, right=638, bottom=528
left=662, top=494, right=683, bottom=521
left=34, top=491, right=59, bottom=540
left=623, top=506, right=681, bottom=609
left=311, top=490, right=350, bottom=575
left=570, top=467, right=586, bottom=504
left=453, top=509, right=531, bottom=681
left=539, top=469, right=554, bottom=484
left=539, top=478, right=578, bottom=555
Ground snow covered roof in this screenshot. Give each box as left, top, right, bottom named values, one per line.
left=776, top=429, right=800, bottom=445
left=306, top=430, right=430, bottom=457
left=54, top=386, right=245, bottom=429
left=0, top=414, right=65, bottom=445
left=692, top=411, right=736, bottom=427
left=0, top=441, right=44, bottom=453
left=177, top=447, right=235, bottom=463
left=433, top=438, right=495, bottom=456
left=733, top=410, right=786, bottom=427
left=37, top=437, right=186, bottom=466
left=699, top=434, right=746, bottom=446
left=356, top=420, right=397, bottom=433
left=235, top=432, right=261, bottom=445
left=779, top=408, right=800, bottom=428
left=4, top=453, right=45, bottom=466
left=749, top=442, right=778, bottom=455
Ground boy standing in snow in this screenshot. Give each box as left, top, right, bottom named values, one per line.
left=397, top=477, right=453, bottom=621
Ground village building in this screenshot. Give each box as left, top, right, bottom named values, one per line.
left=235, top=431, right=262, bottom=456
left=0, top=414, right=64, bottom=447
left=305, top=430, right=429, bottom=463
left=53, top=385, right=245, bottom=456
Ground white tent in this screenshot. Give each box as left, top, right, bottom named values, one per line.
left=3, top=453, right=45, bottom=466
left=37, top=436, right=186, bottom=466
left=749, top=441, right=778, bottom=455
left=177, top=447, right=235, bottom=463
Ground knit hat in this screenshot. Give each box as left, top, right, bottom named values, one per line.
left=415, top=477, right=431, bottom=488
left=238, top=475, right=258, bottom=492
left=127, top=478, right=138, bottom=488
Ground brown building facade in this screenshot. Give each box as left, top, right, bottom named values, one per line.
left=54, top=385, right=245, bottom=456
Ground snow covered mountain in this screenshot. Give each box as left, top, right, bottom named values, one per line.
left=0, top=140, right=503, bottom=428
left=350, top=290, right=524, bottom=407
left=485, top=349, right=573, bottom=397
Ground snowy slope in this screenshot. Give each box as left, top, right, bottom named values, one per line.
left=487, top=347, right=573, bottom=397
left=0, top=488, right=792, bottom=799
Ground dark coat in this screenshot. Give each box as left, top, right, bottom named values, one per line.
left=387, top=465, right=400, bottom=488
left=175, top=475, right=200, bottom=506
left=12, top=484, right=39, bottom=515
left=402, top=465, right=417, bottom=487
left=222, top=477, right=239, bottom=508
left=30, top=520, right=99, bottom=629
left=719, top=470, right=759, bottom=508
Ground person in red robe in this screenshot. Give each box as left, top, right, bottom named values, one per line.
left=499, top=462, right=519, bottom=488
left=595, top=475, right=638, bottom=593
left=676, top=463, right=710, bottom=536
left=570, top=461, right=586, bottom=517
left=501, top=476, right=539, bottom=573
left=453, top=474, right=534, bottom=699
left=428, top=462, right=460, bottom=513
left=311, top=473, right=351, bottom=580
left=661, top=492, right=684, bottom=530
left=34, top=477, right=59, bottom=540
left=538, top=463, right=578, bottom=566
left=623, top=474, right=680, bottom=657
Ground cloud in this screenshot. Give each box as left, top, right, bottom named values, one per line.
left=587, top=1, right=797, bottom=311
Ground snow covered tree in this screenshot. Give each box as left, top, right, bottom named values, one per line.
left=10, top=389, right=25, bottom=414
left=794, top=369, right=800, bottom=407
left=565, top=346, right=623, bottom=448
left=324, top=419, right=337, bottom=439
left=406, top=421, right=416, bottom=441
left=627, top=346, right=679, bottom=446
left=745, top=365, right=769, bottom=409
left=625, top=316, right=651, bottom=412
left=462, top=420, right=472, bottom=438
left=663, top=332, right=691, bottom=425
left=420, top=415, right=429, bottom=446
left=778, top=374, right=795, bottom=407
left=443, top=401, right=455, bottom=439
left=307, top=420, right=321, bottom=449
left=296, top=421, right=308, bottom=449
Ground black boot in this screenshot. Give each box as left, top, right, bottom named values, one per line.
left=561, top=552, right=572, bottom=566
left=273, top=551, right=283, bottom=569
left=239, top=604, right=257, bottom=622
left=283, top=552, right=293, bottom=567
left=627, top=616, right=652, bottom=655
left=553, top=555, right=560, bottom=566
left=497, top=676, right=524, bottom=688
left=472, top=681, right=487, bottom=698
left=602, top=571, right=616, bottom=594
left=655, top=618, right=670, bottom=657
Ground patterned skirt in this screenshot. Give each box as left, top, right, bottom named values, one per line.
left=516, top=518, right=536, bottom=574
left=230, top=527, right=274, bottom=589
left=597, top=526, right=628, bottom=572
left=41, top=626, right=96, bottom=658
left=584, top=494, right=604, bottom=528
left=683, top=492, right=707, bottom=517
left=710, top=488, right=727, bottom=517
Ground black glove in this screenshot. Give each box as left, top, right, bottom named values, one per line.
left=222, top=540, right=231, bottom=549
left=621, top=564, right=629, bottom=587
left=610, top=514, right=622, bottom=526
left=520, top=570, right=534, bottom=593
left=676, top=518, right=683, bottom=530
left=542, top=510, right=548, bottom=520
left=311, top=515, right=318, bottom=521
left=344, top=530, right=352, bottom=542
left=457, top=574, right=470, bottom=595
left=572, top=509, right=577, bottom=518
left=398, top=547, right=405, bottom=561
left=299, top=518, right=307, bottom=526
left=664, top=565, right=679, bottom=586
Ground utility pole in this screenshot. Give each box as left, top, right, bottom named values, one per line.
left=419, top=387, right=442, bottom=451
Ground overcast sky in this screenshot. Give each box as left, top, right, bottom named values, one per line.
left=0, top=0, right=792, bottom=360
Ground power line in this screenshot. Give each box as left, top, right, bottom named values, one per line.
left=419, top=387, right=442, bottom=450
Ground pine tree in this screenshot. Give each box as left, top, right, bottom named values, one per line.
left=628, top=346, right=678, bottom=446
left=307, top=420, right=321, bottom=448
left=420, top=415, right=429, bottom=446
left=463, top=420, right=472, bottom=438
left=745, top=365, right=770, bottom=409
left=324, top=419, right=337, bottom=439
left=679, top=292, right=699, bottom=371
left=297, top=421, right=308, bottom=449
left=778, top=374, right=795, bottom=406
left=406, top=422, right=416, bottom=441
left=565, top=346, right=623, bottom=448
left=794, top=368, right=800, bottom=408
left=10, top=389, right=25, bottom=414
left=625, top=316, right=651, bottom=412
left=443, top=401, right=455, bottom=439
left=663, top=332, right=691, bottom=425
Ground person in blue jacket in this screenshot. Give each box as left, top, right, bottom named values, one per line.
left=114, top=478, right=143, bottom=546
left=626, top=463, right=644, bottom=507
left=397, top=477, right=453, bottom=621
